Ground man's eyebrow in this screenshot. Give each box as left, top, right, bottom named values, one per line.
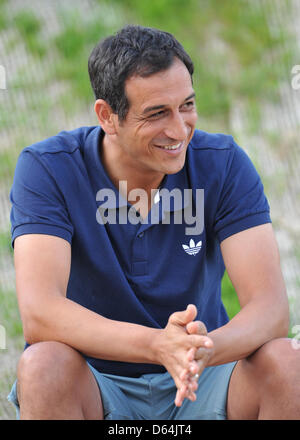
left=142, top=93, right=196, bottom=114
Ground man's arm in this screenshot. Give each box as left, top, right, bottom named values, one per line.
left=206, top=223, right=289, bottom=366
left=14, top=233, right=208, bottom=401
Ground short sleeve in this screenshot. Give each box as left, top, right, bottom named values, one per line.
left=10, top=150, right=74, bottom=247
left=214, top=141, right=271, bottom=242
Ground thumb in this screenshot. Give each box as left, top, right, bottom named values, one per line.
left=169, top=304, right=197, bottom=326
left=186, top=320, right=207, bottom=335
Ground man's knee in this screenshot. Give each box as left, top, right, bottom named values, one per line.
left=248, top=337, right=300, bottom=388
left=17, top=341, right=104, bottom=419
left=17, top=341, right=85, bottom=398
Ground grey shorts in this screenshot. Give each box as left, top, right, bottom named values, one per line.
left=7, top=361, right=237, bottom=420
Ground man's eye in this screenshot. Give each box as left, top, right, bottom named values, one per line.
left=182, top=101, right=194, bottom=110
left=149, top=110, right=165, bottom=119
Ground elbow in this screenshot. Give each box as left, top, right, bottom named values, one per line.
left=275, top=316, right=289, bottom=339
left=21, top=309, right=46, bottom=345
left=274, top=296, right=290, bottom=338
left=18, top=293, right=59, bottom=344
left=278, top=313, right=290, bottom=338
left=22, top=318, right=41, bottom=345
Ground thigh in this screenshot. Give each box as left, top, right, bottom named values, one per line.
left=88, top=363, right=144, bottom=420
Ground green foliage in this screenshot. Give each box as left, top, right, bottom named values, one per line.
left=0, top=150, right=18, bottom=182
left=221, top=271, right=240, bottom=319
left=14, top=10, right=40, bottom=36
left=53, top=55, right=93, bottom=103
left=0, top=231, right=12, bottom=255
left=0, top=289, right=22, bottom=339
left=55, top=26, right=86, bottom=60
left=0, top=7, right=7, bottom=31
left=13, top=10, right=46, bottom=58
left=51, top=9, right=110, bottom=104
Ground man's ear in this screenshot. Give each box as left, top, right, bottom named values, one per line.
left=94, top=99, right=118, bottom=135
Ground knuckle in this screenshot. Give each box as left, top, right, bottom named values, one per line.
left=189, top=334, right=206, bottom=346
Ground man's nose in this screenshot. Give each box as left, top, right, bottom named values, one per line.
left=164, top=111, right=189, bottom=142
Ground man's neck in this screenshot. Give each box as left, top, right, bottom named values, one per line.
left=100, top=134, right=165, bottom=217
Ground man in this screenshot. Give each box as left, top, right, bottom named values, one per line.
left=7, top=25, right=300, bottom=420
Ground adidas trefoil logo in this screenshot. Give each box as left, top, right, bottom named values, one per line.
left=182, top=239, right=202, bottom=256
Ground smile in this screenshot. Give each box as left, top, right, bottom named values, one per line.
left=156, top=142, right=182, bottom=150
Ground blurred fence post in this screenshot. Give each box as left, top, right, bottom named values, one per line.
left=0, top=325, right=6, bottom=349
left=0, top=65, right=6, bottom=89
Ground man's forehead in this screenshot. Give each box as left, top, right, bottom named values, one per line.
left=125, top=61, right=194, bottom=111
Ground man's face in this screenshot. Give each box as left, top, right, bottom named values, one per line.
left=113, top=57, right=198, bottom=177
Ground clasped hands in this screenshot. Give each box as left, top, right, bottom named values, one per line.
left=157, top=304, right=214, bottom=407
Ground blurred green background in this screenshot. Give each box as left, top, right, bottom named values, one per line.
left=0, top=0, right=299, bottom=419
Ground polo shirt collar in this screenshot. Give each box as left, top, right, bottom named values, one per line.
left=85, top=126, right=128, bottom=209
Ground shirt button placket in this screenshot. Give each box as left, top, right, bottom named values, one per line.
left=132, top=229, right=147, bottom=276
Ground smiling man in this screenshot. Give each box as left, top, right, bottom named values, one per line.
left=8, top=25, right=300, bottom=420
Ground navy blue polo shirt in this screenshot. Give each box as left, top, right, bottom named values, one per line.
left=10, top=126, right=271, bottom=377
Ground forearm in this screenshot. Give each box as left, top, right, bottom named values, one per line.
left=207, top=295, right=289, bottom=366
left=23, top=294, right=160, bottom=365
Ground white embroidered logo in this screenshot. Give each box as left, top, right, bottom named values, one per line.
left=182, top=239, right=202, bottom=256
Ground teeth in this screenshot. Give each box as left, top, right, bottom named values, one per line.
left=160, top=143, right=181, bottom=150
